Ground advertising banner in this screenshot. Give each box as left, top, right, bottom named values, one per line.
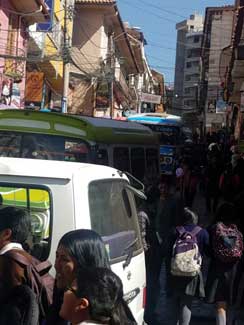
left=25, top=72, right=44, bottom=103
left=216, top=99, right=227, bottom=114
left=141, top=92, right=161, bottom=104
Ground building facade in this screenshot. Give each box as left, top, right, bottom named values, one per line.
left=173, top=14, right=203, bottom=115
left=27, top=0, right=74, bottom=110
left=69, top=0, right=141, bottom=118
left=201, top=6, right=234, bottom=132
left=0, top=0, right=49, bottom=108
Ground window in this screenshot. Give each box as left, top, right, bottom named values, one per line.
left=186, top=62, right=192, bottom=68
left=131, top=148, right=145, bottom=181
left=89, top=180, right=142, bottom=262
left=0, top=132, right=90, bottom=163
left=187, top=48, right=201, bottom=58
left=0, top=185, right=51, bottom=261
left=193, top=36, right=200, bottom=43
left=113, top=147, right=130, bottom=172
left=237, top=45, right=244, bottom=60
left=185, top=88, right=190, bottom=94
left=185, top=75, right=191, bottom=81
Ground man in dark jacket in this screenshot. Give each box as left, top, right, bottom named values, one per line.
left=0, top=207, right=39, bottom=323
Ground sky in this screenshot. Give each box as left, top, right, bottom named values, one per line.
left=116, top=0, right=234, bottom=86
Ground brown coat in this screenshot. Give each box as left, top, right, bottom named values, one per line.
left=0, top=249, right=32, bottom=302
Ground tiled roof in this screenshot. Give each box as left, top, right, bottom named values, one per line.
left=75, top=0, right=116, bottom=4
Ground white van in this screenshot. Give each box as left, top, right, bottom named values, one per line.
left=0, top=157, right=146, bottom=324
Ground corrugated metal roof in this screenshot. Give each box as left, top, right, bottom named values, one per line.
left=75, top=0, right=115, bottom=4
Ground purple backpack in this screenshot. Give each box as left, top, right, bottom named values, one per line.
left=212, top=222, right=243, bottom=263
left=171, top=226, right=202, bottom=277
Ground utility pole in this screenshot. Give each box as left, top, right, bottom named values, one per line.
left=61, top=0, right=69, bottom=114
left=108, top=34, right=114, bottom=119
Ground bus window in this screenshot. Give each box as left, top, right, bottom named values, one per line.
left=146, top=148, right=159, bottom=176
left=113, top=147, right=130, bottom=172
left=0, top=131, right=90, bottom=162
left=0, top=185, right=51, bottom=261
left=64, top=140, right=89, bottom=162
left=89, top=180, right=142, bottom=262
left=0, top=132, right=21, bottom=157
left=95, top=149, right=109, bottom=166
left=131, top=147, right=145, bottom=181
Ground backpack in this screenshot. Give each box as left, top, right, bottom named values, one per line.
left=4, top=250, right=54, bottom=320
left=212, top=222, right=243, bottom=263
left=171, top=226, right=202, bottom=277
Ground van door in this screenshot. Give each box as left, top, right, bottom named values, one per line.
left=88, top=179, right=146, bottom=324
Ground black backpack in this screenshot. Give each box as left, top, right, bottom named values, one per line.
left=4, top=250, right=54, bottom=320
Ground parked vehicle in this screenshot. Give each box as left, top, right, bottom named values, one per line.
left=0, top=109, right=159, bottom=182
left=0, top=157, right=146, bottom=324
left=128, top=113, right=183, bottom=175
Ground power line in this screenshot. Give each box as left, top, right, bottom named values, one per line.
left=133, top=0, right=187, bottom=19
left=119, top=0, right=178, bottom=23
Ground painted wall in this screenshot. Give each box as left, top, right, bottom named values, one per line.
left=0, top=0, right=27, bottom=107
left=72, top=7, right=108, bottom=74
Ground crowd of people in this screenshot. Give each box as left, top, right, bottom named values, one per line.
left=141, top=136, right=244, bottom=325
left=0, top=134, right=244, bottom=325
left=0, top=207, right=136, bottom=325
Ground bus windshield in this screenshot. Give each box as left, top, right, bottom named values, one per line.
left=0, top=131, right=90, bottom=162
left=143, top=124, right=180, bottom=146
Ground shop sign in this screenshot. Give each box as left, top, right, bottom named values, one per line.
left=25, top=72, right=44, bottom=103
left=216, top=99, right=227, bottom=114
left=141, top=92, right=161, bottom=104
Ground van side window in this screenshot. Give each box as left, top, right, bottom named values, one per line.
left=113, top=147, right=130, bottom=172
left=89, top=180, right=142, bottom=263
left=0, top=185, right=51, bottom=261
left=131, top=147, right=145, bottom=181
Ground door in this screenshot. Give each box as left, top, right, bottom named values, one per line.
left=88, top=179, right=146, bottom=324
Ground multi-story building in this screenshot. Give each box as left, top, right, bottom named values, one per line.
left=69, top=0, right=140, bottom=117
left=27, top=0, right=74, bottom=109
left=201, top=6, right=234, bottom=132
left=0, top=0, right=49, bottom=108
left=173, top=14, right=203, bottom=115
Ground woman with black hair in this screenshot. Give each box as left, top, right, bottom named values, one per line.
left=47, top=229, right=135, bottom=324
left=60, top=267, right=133, bottom=325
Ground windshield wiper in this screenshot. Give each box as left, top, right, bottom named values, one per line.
left=122, top=237, right=138, bottom=269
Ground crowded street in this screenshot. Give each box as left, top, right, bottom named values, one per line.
left=1, top=0, right=244, bottom=324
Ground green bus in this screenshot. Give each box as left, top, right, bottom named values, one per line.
left=0, top=110, right=159, bottom=182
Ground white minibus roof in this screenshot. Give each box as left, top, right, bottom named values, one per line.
left=0, top=157, right=125, bottom=181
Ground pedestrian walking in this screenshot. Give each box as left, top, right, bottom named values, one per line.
left=205, top=202, right=243, bottom=325
left=0, top=207, right=41, bottom=324
left=165, top=207, right=209, bottom=325
left=144, top=179, right=183, bottom=325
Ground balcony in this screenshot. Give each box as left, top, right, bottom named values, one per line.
left=10, top=0, right=50, bottom=24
